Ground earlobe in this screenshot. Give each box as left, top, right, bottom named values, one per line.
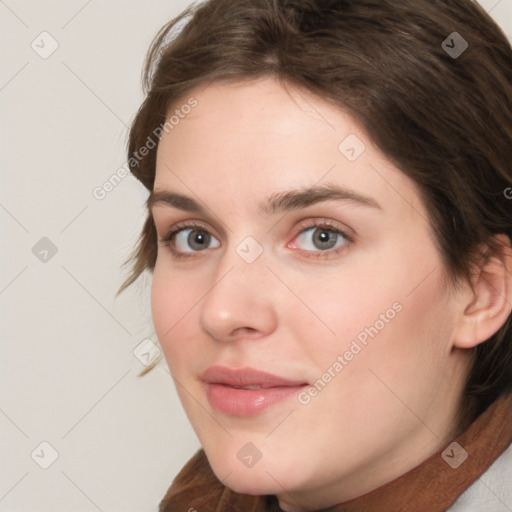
left=453, top=234, right=512, bottom=349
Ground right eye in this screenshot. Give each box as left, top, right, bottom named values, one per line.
left=159, top=224, right=221, bottom=258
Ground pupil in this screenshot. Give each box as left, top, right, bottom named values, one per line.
left=189, top=230, right=209, bottom=250
left=314, top=229, right=336, bottom=249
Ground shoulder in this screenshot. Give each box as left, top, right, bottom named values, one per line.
left=448, top=442, right=512, bottom=512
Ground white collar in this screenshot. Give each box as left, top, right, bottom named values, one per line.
left=448, top=443, right=512, bottom=511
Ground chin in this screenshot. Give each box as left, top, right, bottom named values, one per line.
left=218, top=470, right=281, bottom=496
left=206, top=449, right=303, bottom=497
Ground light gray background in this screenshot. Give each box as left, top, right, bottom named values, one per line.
left=1, top=1, right=511, bottom=511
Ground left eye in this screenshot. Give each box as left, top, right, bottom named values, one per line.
left=292, top=226, right=348, bottom=252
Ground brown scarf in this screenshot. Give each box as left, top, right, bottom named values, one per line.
left=159, top=391, right=512, bottom=512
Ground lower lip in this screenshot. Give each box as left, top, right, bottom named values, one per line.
left=205, top=383, right=308, bottom=416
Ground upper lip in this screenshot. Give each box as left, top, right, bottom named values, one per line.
left=200, top=366, right=308, bottom=388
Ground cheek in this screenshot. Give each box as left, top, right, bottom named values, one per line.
left=291, top=243, right=453, bottom=393
left=151, top=266, right=173, bottom=339
left=150, top=265, right=199, bottom=367
left=288, top=263, right=401, bottom=360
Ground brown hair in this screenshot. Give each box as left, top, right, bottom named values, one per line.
left=118, top=0, right=512, bottom=415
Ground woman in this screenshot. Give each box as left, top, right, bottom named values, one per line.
left=118, top=0, right=512, bottom=510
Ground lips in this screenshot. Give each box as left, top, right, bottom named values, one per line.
left=200, top=366, right=309, bottom=416
left=200, top=366, right=307, bottom=388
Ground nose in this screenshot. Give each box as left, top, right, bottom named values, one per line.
left=199, top=249, right=278, bottom=343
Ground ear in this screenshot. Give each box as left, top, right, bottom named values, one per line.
left=453, top=234, right=512, bottom=349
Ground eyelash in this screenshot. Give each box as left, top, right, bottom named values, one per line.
left=159, top=220, right=214, bottom=260
left=158, top=219, right=353, bottom=260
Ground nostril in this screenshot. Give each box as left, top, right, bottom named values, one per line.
left=232, top=326, right=259, bottom=337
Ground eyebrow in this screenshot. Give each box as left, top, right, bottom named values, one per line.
left=147, top=183, right=382, bottom=216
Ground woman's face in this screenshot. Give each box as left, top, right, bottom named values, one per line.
left=150, top=77, right=472, bottom=511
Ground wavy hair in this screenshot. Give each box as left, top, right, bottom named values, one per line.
left=118, top=0, right=512, bottom=415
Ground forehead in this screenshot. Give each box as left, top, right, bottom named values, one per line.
left=154, top=77, right=426, bottom=221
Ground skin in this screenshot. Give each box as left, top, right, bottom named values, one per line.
left=149, top=77, right=505, bottom=511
